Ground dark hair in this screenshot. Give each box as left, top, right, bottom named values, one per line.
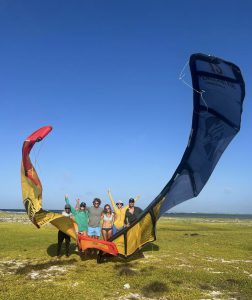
left=103, top=204, right=111, bottom=214
left=129, top=198, right=135, bottom=203
left=80, top=202, right=86, bottom=208
left=93, top=198, right=101, bottom=205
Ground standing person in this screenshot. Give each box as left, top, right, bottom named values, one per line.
left=57, top=204, right=72, bottom=258
left=101, top=204, right=115, bottom=241
left=124, top=198, right=143, bottom=227
left=87, top=198, right=103, bottom=239
left=108, top=189, right=140, bottom=234
left=65, top=195, right=89, bottom=250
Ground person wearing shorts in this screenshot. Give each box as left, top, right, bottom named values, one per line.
left=107, top=189, right=140, bottom=234
left=87, top=198, right=103, bottom=239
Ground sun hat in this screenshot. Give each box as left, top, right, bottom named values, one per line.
left=116, top=200, right=124, bottom=206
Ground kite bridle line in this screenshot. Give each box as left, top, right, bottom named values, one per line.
left=179, top=60, right=209, bottom=113
left=31, top=137, right=46, bottom=177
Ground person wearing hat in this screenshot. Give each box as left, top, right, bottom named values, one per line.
left=65, top=195, right=89, bottom=251
left=57, top=203, right=73, bottom=257
left=124, top=198, right=143, bottom=227
left=107, top=189, right=140, bottom=234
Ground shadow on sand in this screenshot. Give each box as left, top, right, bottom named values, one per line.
left=97, top=242, right=160, bottom=264
left=47, top=242, right=159, bottom=263
left=47, top=243, right=79, bottom=258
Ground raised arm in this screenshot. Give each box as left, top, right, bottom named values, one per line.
left=134, top=195, right=141, bottom=202
left=65, top=195, right=77, bottom=216
left=75, top=198, right=80, bottom=210
left=107, top=189, right=117, bottom=211
left=125, top=195, right=141, bottom=209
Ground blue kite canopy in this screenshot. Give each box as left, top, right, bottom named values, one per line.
left=110, top=53, right=245, bottom=258
left=157, top=53, right=245, bottom=215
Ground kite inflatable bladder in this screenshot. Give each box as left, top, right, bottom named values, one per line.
left=78, top=235, right=118, bottom=256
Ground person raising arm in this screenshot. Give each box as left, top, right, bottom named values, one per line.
left=107, top=189, right=140, bottom=234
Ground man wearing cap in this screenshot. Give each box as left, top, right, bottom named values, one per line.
left=57, top=203, right=73, bottom=257
left=124, top=198, right=143, bottom=227
left=65, top=195, right=89, bottom=251
left=107, top=189, right=140, bottom=234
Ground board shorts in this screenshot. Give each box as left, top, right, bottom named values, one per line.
left=88, top=226, right=101, bottom=237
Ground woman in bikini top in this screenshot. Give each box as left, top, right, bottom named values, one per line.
left=101, top=204, right=115, bottom=241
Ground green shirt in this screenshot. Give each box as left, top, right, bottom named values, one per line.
left=65, top=198, right=89, bottom=232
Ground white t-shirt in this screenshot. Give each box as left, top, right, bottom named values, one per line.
left=62, top=211, right=72, bottom=217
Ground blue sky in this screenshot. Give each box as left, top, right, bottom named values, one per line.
left=0, top=1, right=251, bottom=213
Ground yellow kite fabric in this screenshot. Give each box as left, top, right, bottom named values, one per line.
left=110, top=197, right=164, bottom=257
left=21, top=126, right=77, bottom=240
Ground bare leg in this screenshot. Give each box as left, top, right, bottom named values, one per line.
left=107, top=229, right=113, bottom=240
left=102, top=230, right=107, bottom=241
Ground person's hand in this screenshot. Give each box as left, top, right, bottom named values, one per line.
left=65, top=194, right=68, bottom=198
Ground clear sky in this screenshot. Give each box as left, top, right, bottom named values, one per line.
left=0, top=1, right=251, bottom=213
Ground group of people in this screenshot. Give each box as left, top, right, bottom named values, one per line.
left=57, top=190, right=143, bottom=257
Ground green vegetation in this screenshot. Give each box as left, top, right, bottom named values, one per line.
left=0, top=213, right=251, bottom=300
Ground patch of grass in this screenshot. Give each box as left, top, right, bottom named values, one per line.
left=0, top=212, right=252, bottom=300
left=113, top=262, right=136, bottom=270
left=140, top=265, right=156, bottom=275
left=118, top=267, right=137, bottom=276
left=142, top=281, right=168, bottom=297
left=226, top=278, right=241, bottom=285
left=199, top=283, right=212, bottom=290
left=171, top=279, right=183, bottom=285
left=15, top=259, right=77, bottom=275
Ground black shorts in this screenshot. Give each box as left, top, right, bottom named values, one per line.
left=102, top=227, right=113, bottom=232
